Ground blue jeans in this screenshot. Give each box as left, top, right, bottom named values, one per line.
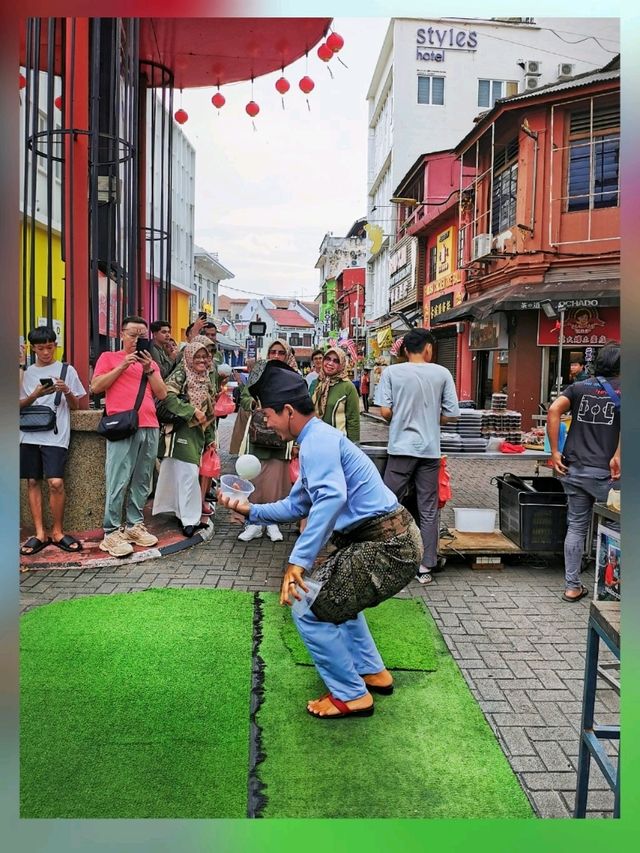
left=292, top=608, right=385, bottom=701
left=560, top=464, right=612, bottom=590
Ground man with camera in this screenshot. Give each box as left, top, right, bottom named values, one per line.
left=90, top=316, right=168, bottom=557
left=20, top=326, right=86, bottom=556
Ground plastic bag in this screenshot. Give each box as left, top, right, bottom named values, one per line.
left=499, top=442, right=525, bottom=454
left=213, top=391, right=236, bottom=417
left=200, top=445, right=221, bottom=478
left=289, top=457, right=300, bottom=484
left=438, top=456, right=452, bottom=509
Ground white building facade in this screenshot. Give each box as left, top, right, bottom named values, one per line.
left=365, top=16, right=620, bottom=340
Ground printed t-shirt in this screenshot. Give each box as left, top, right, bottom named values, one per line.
left=93, top=350, right=160, bottom=428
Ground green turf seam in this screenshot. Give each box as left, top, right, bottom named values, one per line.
left=247, top=592, right=267, bottom=818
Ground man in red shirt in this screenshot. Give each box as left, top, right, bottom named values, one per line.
left=90, top=316, right=168, bottom=557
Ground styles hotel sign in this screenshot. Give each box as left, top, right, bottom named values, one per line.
left=416, top=26, right=478, bottom=61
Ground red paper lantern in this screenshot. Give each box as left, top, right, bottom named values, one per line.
left=299, top=76, right=315, bottom=94
left=275, top=76, right=290, bottom=94
left=245, top=100, right=260, bottom=118
left=19, top=72, right=26, bottom=89
left=326, top=32, right=344, bottom=53
left=174, top=108, right=188, bottom=124
left=317, top=43, right=333, bottom=62
left=54, top=95, right=63, bottom=110
left=211, top=92, right=225, bottom=109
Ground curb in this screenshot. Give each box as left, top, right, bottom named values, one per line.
left=20, top=520, right=215, bottom=572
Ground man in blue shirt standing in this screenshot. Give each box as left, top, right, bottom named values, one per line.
left=218, top=360, right=423, bottom=719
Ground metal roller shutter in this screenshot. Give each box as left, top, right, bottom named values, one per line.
left=435, top=333, right=457, bottom=383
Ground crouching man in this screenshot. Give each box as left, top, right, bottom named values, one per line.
left=218, top=360, right=423, bottom=719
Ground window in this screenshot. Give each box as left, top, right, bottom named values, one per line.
left=491, top=138, right=518, bottom=235
left=417, top=75, right=445, bottom=105
left=478, top=80, right=518, bottom=108
left=428, top=246, right=437, bottom=281
left=290, top=334, right=302, bottom=347
left=567, top=106, right=620, bottom=212
left=303, top=334, right=312, bottom=347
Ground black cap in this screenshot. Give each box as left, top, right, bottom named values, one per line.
left=248, top=360, right=311, bottom=409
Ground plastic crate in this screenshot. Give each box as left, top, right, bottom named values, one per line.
left=496, top=474, right=567, bottom=552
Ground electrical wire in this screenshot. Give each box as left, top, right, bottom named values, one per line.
left=480, top=31, right=619, bottom=66
left=537, top=26, right=619, bottom=53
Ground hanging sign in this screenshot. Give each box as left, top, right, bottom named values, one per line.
left=429, top=293, right=454, bottom=323
left=537, top=307, right=619, bottom=347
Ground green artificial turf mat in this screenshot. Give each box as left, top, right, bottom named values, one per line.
left=20, top=589, right=255, bottom=818
left=257, top=594, right=534, bottom=819
left=281, top=596, right=438, bottom=671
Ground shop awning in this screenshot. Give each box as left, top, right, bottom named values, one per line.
left=432, top=277, right=619, bottom=324
left=217, top=332, right=245, bottom=351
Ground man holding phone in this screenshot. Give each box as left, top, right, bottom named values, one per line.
left=20, top=326, right=86, bottom=556
left=90, top=316, right=168, bottom=557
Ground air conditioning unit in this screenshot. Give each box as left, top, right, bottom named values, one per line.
left=472, top=233, right=492, bottom=260
left=525, top=75, right=540, bottom=91
left=525, top=60, right=541, bottom=75
left=558, top=62, right=574, bottom=79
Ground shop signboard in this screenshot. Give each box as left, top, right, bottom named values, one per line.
left=97, top=270, right=122, bottom=338
left=537, top=307, right=619, bottom=347
left=389, top=237, right=418, bottom=310
left=246, top=337, right=257, bottom=359
left=469, top=313, right=508, bottom=350
left=429, top=292, right=454, bottom=324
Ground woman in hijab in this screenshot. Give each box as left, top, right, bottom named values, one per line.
left=152, top=340, right=217, bottom=537
left=312, top=346, right=360, bottom=444
left=235, top=338, right=299, bottom=542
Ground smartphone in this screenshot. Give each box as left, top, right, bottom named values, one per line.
left=135, top=337, right=151, bottom=354
left=198, top=311, right=208, bottom=320
left=40, top=377, right=54, bottom=387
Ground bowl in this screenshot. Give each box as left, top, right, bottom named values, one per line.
left=219, top=474, right=255, bottom=504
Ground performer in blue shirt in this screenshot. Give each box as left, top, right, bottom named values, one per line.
left=218, top=360, right=423, bottom=719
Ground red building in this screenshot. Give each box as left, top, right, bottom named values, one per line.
left=433, top=56, right=620, bottom=427
left=392, top=150, right=476, bottom=398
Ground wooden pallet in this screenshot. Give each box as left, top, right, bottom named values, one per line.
left=439, top=529, right=521, bottom=570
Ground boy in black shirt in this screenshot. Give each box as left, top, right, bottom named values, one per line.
left=547, top=343, right=620, bottom=602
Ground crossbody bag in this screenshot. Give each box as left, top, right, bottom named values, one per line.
left=97, top=373, right=148, bottom=441
left=20, top=363, right=69, bottom=434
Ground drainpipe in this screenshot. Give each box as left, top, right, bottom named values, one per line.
left=521, top=121, right=539, bottom=235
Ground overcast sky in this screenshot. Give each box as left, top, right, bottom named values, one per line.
left=179, top=15, right=620, bottom=303
left=180, top=17, right=389, bottom=302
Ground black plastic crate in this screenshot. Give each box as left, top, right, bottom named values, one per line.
left=496, top=474, right=567, bottom=552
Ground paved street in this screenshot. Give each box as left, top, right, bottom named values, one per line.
left=19, top=411, right=619, bottom=819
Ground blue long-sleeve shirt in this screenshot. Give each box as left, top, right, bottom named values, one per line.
left=248, top=417, right=398, bottom=571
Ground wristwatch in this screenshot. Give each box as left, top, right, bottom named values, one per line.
left=144, top=367, right=155, bottom=376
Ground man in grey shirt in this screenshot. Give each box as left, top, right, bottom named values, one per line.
left=374, top=328, right=459, bottom=584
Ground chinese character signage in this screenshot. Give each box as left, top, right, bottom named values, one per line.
left=436, top=228, right=454, bottom=278
left=429, top=293, right=454, bottom=323
left=537, top=307, right=619, bottom=347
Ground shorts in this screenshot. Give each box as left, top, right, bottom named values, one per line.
left=20, top=443, right=69, bottom=480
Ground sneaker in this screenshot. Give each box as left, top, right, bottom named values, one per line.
left=415, top=567, right=433, bottom=585
left=238, top=524, right=264, bottom=542
left=266, top=524, right=283, bottom=542
left=123, top=523, right=158, bottom=547
left=99, top=529, right=134, bottom=557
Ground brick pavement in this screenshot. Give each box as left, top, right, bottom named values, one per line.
left=19, top=410, right=619, bottom=819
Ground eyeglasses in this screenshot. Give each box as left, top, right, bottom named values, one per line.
left=323, top=356, right=341, bottom=364
left=269, top=349, right=287, bottom=356
left=123, top=330, right=146, bottom=338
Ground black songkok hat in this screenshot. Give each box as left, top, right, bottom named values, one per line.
left=248, top=360, right=311, bottom=409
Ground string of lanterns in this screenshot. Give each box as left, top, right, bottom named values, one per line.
left=172, top=29, right=344, bottom=125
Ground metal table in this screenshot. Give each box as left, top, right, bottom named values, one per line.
left=574, top=601, right=620, bottom=818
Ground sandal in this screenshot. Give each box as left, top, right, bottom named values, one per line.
left=562, top=585, right=589, bottom=602
left=307, top=693, right=374, bottom=719
left=52, top=534, right=83, bottom=553
left=20, top=536, right=51, bottom=556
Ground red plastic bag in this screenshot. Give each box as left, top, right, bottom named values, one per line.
left=289, top=457, right=300, bottom=484
left=499, top=441, right=525, bottom=454
left=200, top=445, right=221, bottom=478
left=214, top=391, right=236, bottom=417
left=438, top=456, right=452, bottom=509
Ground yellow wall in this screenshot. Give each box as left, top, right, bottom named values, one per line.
left=171, top=289, right=191, bottom=343
left=19, top=222, right=66, bottom=360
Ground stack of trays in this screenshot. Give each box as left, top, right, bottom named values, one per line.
left=456, top=410, right=487, bottom=453
left=440, top=432, right=462, bottom=453
left=460, top=437, right=489, bottom=452
left=491, top=393, right=508, bottom=411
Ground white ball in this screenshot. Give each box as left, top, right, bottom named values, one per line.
left=217, top=362, right=232, bottom=376
left=235, top=454, right=262, bottom=480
